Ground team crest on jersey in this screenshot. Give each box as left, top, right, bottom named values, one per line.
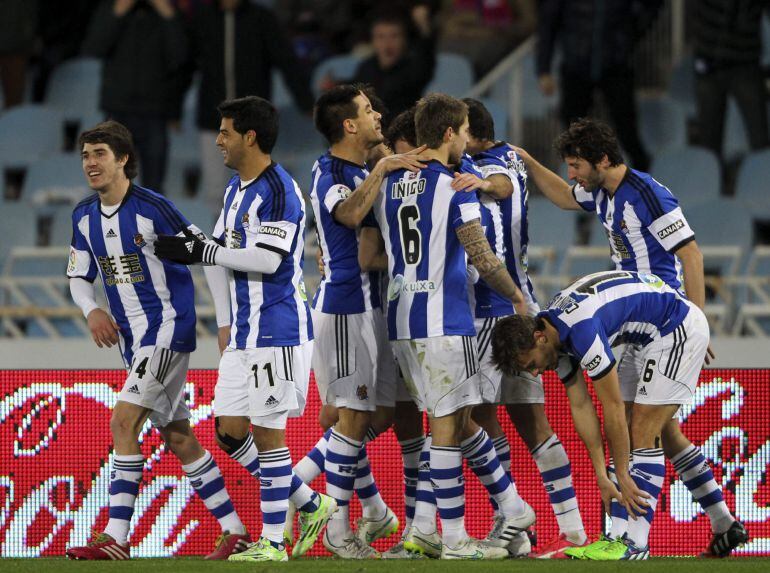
left=133, top=234, right=147, bottom=248
left=241, top=213, right=250, bottom=227
left=230, top=201, right=239, bottom=211
left=619, top=219, right=629, bottom=234
left=356, top=385, right=369, bottom=401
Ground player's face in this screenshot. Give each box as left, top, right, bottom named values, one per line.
left=353, top=93, right=383, bottom=147
left=516, top=334, right=559, bottom=377
left=372, top=22, right=407, bottom=68
left=465, top=133, right=485, bottom=156
left=447, top=117, right=470, bottom=165
left=565, top=156, right=603, bottom=192
left=81, top=143, right=126, bottom=192
left=216, top=118, right=245, bottom=169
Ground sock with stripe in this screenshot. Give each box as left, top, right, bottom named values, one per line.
left=325, top=429, right=363, bottom=539
left=294, top=429, right=331, bottom=483
left=104, top=453, right=144, bottom=545
left=626, top=448, right=665, bottom=548
left=356, top=446, right=388, bottom=519
left=607, top=458, right=629, bottom=539
left=492, top=434, right=512, bottom=475
left=183, top=450, right=245, bottom=535
left=430, top=445, right=466, bottom=547
left=461, top=428, right=526, bottom=519
left=228, top=432, right=261, bottom=478
left=671, top=444, right=734, bottom=534
left=400, top=435, right=425, bottom=528
left=531, top=433, right=586, bottom=543
left=258, top=448, right=293, bottom=545
left=412, top=434, right=437, bottom=533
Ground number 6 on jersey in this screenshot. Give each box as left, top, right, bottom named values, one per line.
left=398, top=204, right=422, bottom=265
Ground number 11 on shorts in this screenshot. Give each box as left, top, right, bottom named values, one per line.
left=252, top=363, right=275, bottom=388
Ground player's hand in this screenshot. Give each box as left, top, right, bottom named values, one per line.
left=374, top=145, right=429, bottom=175
left=113, top=0, right=137, bottom=17
left=87, top=308, right=120, bottom=348
left=704, top=344, right=715, bottom=365
left=510, top=145, right=533, bottom=165
left=154, top=229, right=212, bottom=265
left=217, top=326, right=230, bottom=355
left=597, top=475, right=622, bottom=516
left=538, top=74, right=556, bottom=96
left=451, top=172, right=490, bottom=193
left=316, top=247, right=325, bottom=277
left=617, top=472, right=650, bottom=519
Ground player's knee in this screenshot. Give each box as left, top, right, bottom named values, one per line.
left=371, top=406, right=394, bottom=435
left=318, top=404, right=339, bottom=430
left=214, top=417, right=250, bottom=454
left=109, top=409, right=143, bottom=441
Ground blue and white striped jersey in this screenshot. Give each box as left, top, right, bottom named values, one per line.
left=457, top=153, right=514, bottom=318
left=572, top=168, right=695, bottom=292
left=67, top=185, right=196, bottom=366
left=373, top=160, right=481, bottom=340
left=542, top=270, right=691, bottom=380
left=212, top=163, right=312, bottom=349
left=310, top=152, right=381, bottom=314
left=474, top=143, right=538, bottom=314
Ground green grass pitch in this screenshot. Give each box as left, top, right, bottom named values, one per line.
left=2, top=558, right=769, bottom=573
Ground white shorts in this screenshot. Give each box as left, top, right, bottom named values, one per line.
left=289, top=340, right=314, bottom=419
left=375, top=310, right=412, bottom=406
left=392, top=335, right=482, bottom=418
left=500, top=370, right=545, bottom=404
left=118, top=346, right=190, bottom=428
left=618, top=302, right=709, bottom=406
left=311, top=308, right=379, bottom=411
left=214, top=342, right=311, bottom=429
left=476, top=317, right=503, bottom=403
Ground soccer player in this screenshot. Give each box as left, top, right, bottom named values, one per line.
left=451, top=99, right=588, bottom=558
left=515, top=119, right=747, bottom=558
left=301, top=84, right=428, bottom=558
left=370, top=93, right=535, bottom=559
left=154, top=96, right=335, bottom=562
left=491, top=270, right=715, bottom=559
left=65, top=121, right=248, bottom=560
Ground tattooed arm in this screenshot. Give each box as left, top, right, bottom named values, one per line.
left=333, top=146, right=429, bottom=229
left=456, top=219, right=527, bottom=316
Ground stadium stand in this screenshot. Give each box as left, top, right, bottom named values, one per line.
left=650, top=145, right=721, bottom=208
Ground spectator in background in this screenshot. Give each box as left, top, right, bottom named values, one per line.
left=0, top=0, right=38, bottom=109
left=342, top=6, right=436, bottom=120
left=693, top=0, right=770, bottom=163
left=189, top=0, right=314, bottom=207
left=83, top=0, right=189, bottom=194
left=536, top=0, right=661, bottom=171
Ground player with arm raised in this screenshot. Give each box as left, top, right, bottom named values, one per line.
left=492, top=270, right=717, bottom=560
left=155, top=97, right=335, bottom=562
left=448, top=99, right=588, bottom=558
left=516, top=119, right=745, bottom=559
left=371, top=94, right=534, bottom=560
left=66, top=121, right=248, bottom=561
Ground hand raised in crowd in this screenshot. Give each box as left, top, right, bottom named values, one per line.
left=538, top=74, right=557, bottom=96
left=113, top=0, right=137, bottom=17
left=87, top=308, right=120, bottom=348
left=148, top=0, right=176, bottom=19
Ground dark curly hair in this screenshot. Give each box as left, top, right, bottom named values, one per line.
left=554, top=118, right=624, bottom=167
left=491, top=314, right=545, bottom=377
left=384, top=107, right=417, bottom=149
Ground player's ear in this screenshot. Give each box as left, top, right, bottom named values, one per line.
left=343, top=117, right=358, bottom=136
left=443, top=126, right=453, bottom=143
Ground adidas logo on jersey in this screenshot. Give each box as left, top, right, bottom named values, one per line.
left=105, top=228, right=117, bottom=238
left=264, top=395, right=279, bottom=407
left=127, top=384, right=141, bottom=395
left=638, top=386, right=648, bottom=396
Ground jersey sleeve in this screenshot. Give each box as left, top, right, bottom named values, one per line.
left=571, top=183, right=597, bottom=212
left=450, top=184, right=481, bottom=229
left=457, top=156, right=484, bottom=177
left=212, top=207, right=226, bottom=245
left=67, top=214, right=97, bottom=282
left=154, top=196, right=193, bottom=236
left=317, top=172, right=353, bottom=217
left=555, top=353, right=581, bottom=385
left=566, top=318, right=616, bottom=381
left=475, top=152, right=509, bottom=179
left=255, top=183, right=301, bottom=257
left=639, top=182, right=695, bottom=252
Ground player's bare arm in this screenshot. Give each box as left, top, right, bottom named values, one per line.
left=456, top=219, right=527, bottom=316
left=675, top=239, right=715, bottom=363
left=511, top=145, right=581, bottom=210
left=333, top=146, right=429, bottom=228
left=358, top=226, right=388, bottom=271
left=564, top=371, right=621, bottom=514
left=451, top=172, right=513, bottom=200
left=592, top=366, right=650, bottom=517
